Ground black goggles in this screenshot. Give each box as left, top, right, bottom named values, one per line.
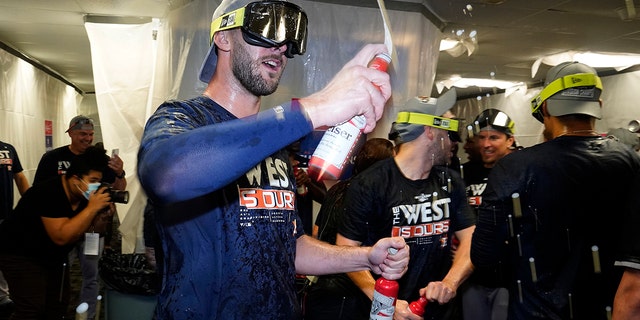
left=473, top=109, right=514, bottom=135
left=210, top=1, right=308, bottom=58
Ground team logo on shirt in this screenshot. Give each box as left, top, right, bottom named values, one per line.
left=57, top=160, right=71, bottom=176
left=0, top=151, right=13, bottom=171
left=238, top=155, right=296, bottom=211
left=391, top=197, right=451, bottom=238
left=239, top=188, right=295, bottom=210
left=466, top=183, right=486, bottom=206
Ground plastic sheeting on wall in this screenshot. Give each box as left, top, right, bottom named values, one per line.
left=0, top=48, right=82, bottom=207
left=85, top=20, right=166, bottom=254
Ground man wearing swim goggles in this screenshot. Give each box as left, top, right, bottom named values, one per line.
left=530, top=70, right=603, bottom=124
left=337, top=89, right=476, bottom=319
left=199, top=0, right=308, bottom=83
left=138, top=0, right=406, bottom=319
left=471, top=62, right=640, bottom=319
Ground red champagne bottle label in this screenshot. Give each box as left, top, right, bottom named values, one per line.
left=308, top=53, right=391, bottom=181
left=369, top=277, right=399, bottom=320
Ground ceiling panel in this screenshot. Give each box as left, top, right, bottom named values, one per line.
left=0, top=0, right=639, bottom=97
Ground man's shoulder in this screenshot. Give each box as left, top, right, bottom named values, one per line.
left=0, top=141, right=17, bottom=153
left=42, top=145, right=72, bottom=159
left=156, top=96, right=235, bottom=123
left=353, top=158, right=395, bottom=180
left=163, top=96, right=227, bottom=113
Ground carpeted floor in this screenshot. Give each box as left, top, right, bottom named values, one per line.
left=1, top=216, right=158, bottom=320
left=66, top=258, right=106, bottom=320
left=0, top=260, right=100, bottom=320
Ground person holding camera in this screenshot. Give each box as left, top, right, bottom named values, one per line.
left=33, top=115, right=126, bottom=320
left=0, top=146, right=112, bottom=319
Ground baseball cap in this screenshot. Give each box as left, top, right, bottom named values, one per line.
left=530, top=61, right=603, bottom=123
left=390, top=88, right=458, bottom=144
left=473, top=108, right=515, bottom=136
left=66, top=115, right=94, bottom=133
left=198, top=0, right=308, bottom=83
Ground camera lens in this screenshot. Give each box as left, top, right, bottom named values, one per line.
left=109, top=190, right=129, bottom=204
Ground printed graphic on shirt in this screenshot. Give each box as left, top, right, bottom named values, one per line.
left=237, top=155, right=296, bottom=229
left=391, top=193, right=451, bottom=246
left=0, top=150, right=13, bottom=171
left=57, top=160, right=71, bottom=176
left=466, top=182, right=486, bottom=206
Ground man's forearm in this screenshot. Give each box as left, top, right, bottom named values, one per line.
left=295, top=235, right=371, bottom=275
left=614, top=268, right=640, bottom=320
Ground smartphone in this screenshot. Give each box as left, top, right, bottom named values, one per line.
left=111, top=148, right=119, bottom=158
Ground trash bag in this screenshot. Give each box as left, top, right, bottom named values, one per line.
left=99, top=248, right=160, bottom=296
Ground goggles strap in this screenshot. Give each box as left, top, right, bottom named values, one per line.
left=531, top=73, right=603, bottom=113
left=210, top=7, right=247, bottom=44
left=396, top=112, right=459, bottom=132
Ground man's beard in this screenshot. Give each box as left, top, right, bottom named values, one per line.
left=432, top=137, right=452, bottom=166
left=232, top=42, right=283, bottom=97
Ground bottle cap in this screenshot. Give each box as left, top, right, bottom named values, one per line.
left=408, top=296, right=428, bottom=316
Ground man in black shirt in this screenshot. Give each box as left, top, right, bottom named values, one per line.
left=471, top=62, right=640, bottom=319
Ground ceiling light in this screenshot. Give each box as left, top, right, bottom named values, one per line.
left=436, top=77, right=526, bottom=96
left=84, top=14, right=152, bottom=24
left=440, top=39, right=460, bottom=51
left=531, top=51, right=640, bottom=77
left=439, top=29, right=479, bottom=57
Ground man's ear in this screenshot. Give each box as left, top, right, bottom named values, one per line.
left=541, top=101, right=551, bottom=118
left=213, top=30, right=231, bottom=53
left=424, top=125, right=434, bottom=140
left=506, top=135, right=515, bottom=147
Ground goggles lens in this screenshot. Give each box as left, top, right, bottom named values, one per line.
left=474, top=109, right=515, bottom=134
left=211, top=1, right=308, bottom=58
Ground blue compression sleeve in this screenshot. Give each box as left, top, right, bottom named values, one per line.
left=138, top=100, right=313, bottom=204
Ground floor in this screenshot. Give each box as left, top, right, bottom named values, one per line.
left=66, top=259, right=106, bottom=320
left=0, top=260, right=98, bottom=320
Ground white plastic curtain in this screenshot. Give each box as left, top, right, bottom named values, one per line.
left=0, top=48, right=81, bottom=198
left=85, top=21, right=156, bottom=253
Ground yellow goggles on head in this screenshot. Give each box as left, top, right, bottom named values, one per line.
left=396, top=112, right=460, bottom=132
left=210, top=1, right=308, bottom=58
left=531, top=73, right=602, bottom=122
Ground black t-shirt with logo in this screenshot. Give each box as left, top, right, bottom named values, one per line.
left=340, top=157, right=475, bottom=319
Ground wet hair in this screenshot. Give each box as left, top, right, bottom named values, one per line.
left=353, top=138, right=395, bottom=175
left=66, top=145, right=109, bottom=178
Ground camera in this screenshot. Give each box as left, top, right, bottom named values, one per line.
left=100, top=183, right=129, bottom=204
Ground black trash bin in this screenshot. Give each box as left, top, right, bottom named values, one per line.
left=99, top=249, right=159, bottom=320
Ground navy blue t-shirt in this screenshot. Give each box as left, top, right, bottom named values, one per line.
left=138, top=96, right=312, bottom=319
